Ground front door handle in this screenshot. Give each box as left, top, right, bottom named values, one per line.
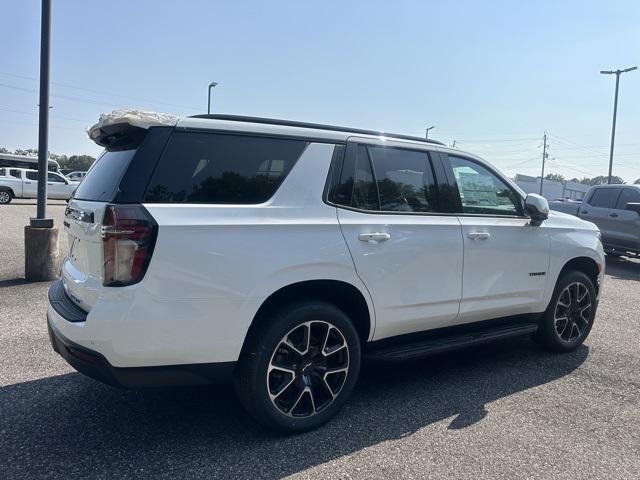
left=358, top=232, right=391, bottom=244
left=609, top=212, right=619, bottom=217
left=581, top=210, right=588, bottom=214
left=468, top=232, right=491, bottom=240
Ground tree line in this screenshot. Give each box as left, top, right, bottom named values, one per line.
left=0, top=147, right=96, bottom=172
left=544, top=173, right=639, bottom=185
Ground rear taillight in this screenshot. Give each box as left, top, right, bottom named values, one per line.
left=101, top=204, right=157, bottom=287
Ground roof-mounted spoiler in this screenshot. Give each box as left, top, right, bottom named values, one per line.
left=88, top=110, right=178, bottom=149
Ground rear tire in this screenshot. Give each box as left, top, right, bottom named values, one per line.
left=235, top=301, right=361, bottom=433
left=533, top=271, right=597, bottom=352
left=0, top=189, right=12, bottom=204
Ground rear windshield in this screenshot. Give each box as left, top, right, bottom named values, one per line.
left=144, top=132, right=308, bottom=204
left=73, top=149, right=136, bottom=202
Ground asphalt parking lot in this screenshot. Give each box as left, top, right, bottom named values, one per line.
left=1, top=200, right=639, bottom=479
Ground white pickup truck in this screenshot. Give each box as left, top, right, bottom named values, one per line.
left=0, top=168, right=79, bottom=204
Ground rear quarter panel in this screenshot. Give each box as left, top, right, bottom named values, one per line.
left=134, top=142, right=374, bottom=365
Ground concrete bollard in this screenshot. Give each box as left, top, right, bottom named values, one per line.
left=25, top=225, right=59, bottom=282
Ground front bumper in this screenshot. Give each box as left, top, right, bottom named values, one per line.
left=47, top=279, right=236, bottom=388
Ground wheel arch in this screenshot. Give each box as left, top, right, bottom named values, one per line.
left=242, top=279, right=373, bottom=354
left=0, top=185, right=14, bottom=196
left=558, top=256, right=601, bottom=296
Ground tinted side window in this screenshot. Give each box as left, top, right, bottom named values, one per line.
left=144, top=133, right=308, bottom=204
left=74, top=149, right=137, bottom=202
left=351, top=145, right=379, bottom=210
left=48, top=172, right=65, bottom=183
left=448, top=156, right=522, bottom=215
left=368, top=146, right=437, bottom=213
left=330, top=143, right=439, bottom=213
left=26, top=171, right=38, bottom=181
left=615, top=188, right=640, bottom=210
left=588, top=188, right=621, bottom=208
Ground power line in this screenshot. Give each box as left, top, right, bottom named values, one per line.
left=0, top=106, right=90, bottom=123
left=0, top=71, right=199, bottom=111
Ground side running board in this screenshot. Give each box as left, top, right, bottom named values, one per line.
left=364, top=323, right=539, bottom=362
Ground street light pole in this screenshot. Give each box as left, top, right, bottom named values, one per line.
left=600, top=66, right=637, bottom=184
left=425, top=125, right=434, bottom=139
left=207, top=81, right=218, bottom=114
left=25, top=0, right=58, bottom=282
left=34, top=0, right=52, bottom=226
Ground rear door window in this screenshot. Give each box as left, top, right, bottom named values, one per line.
left=588, top=188, right=621, bottom=209
left=26, top=171, right=38, bottom=181
left=73, top=149, right=137, bottom=202
left=144, top=132, right=308, bottom=204
left=331, top=143, right=440, bottom=213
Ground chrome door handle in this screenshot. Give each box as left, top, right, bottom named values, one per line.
left=358, top=232, right=391, bottom=244
left=468, top=232, right=490, bottom=240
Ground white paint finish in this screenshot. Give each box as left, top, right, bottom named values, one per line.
left=457, top=216, right=551, bottom=321
left=338, top=208, right=463, bottom=339
left=49, top=119, right=606, bottom=371
left=0, top=168, right=76, bottom=200
left=52, top=143, right=376, bottom=366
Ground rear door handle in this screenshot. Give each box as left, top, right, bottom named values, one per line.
left=609, top=212, right=619, bottom=217
left=468, top=232, right=491, bottom=240
left=581, top=210, right=588, bottom=214
left=358, top=232, right=391, bottom=244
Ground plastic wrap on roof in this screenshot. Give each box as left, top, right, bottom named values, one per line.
left=87, top=109, right=179, bottom=145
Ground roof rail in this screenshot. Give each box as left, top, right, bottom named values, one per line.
left=188, top=114, right=445, bottom=146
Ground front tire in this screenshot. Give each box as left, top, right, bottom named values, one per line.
left=235, top=301, right=361, bottom=433
left=533, top=271, right=597, bottom=352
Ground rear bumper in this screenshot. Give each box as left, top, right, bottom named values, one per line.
left=47, top=280, right=236, bottom=388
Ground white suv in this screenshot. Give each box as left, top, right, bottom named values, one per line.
left=48, top=110, right=605, bottom=432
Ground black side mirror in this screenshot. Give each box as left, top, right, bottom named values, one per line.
left=625, top=202, right=640, bottom=214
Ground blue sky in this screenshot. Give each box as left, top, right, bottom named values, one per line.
left=1, top=0, right=638, bottom=181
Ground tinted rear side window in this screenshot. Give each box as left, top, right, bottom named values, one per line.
left=73, top=149, right=136, bottom=201
left=588, top=188, right=621, bottom=208
left=144, top=132, right=308, bottom=204
left=331, top=143, right=439, bottom=213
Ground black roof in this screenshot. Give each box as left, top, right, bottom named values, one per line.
left=189, top=114, right=445, bottom=146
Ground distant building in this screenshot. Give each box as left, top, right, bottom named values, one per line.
left=513, top=174, right=589, bottom=201
left=0, top=153, right=60, bottom=172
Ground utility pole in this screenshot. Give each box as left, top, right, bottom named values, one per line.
left=539, top=132, right=548, bottom=196
left=25, top=0, right=58, bottom=281
left=600, top=67, right=637, bottom=184
left=425, top=125, right=434, bottom=139
left=207, top=81, right=218, bottom=114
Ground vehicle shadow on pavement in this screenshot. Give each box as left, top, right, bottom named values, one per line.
left=0, top=337, right=587, bottom=479
left=605, top=256, right=640, bottom=281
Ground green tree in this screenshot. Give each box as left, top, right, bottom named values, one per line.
left=588, top=175, right=625, bottom=185
left=60, top=155, right=95, bottom=171
left=544, top=173, right=565, bottom=183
